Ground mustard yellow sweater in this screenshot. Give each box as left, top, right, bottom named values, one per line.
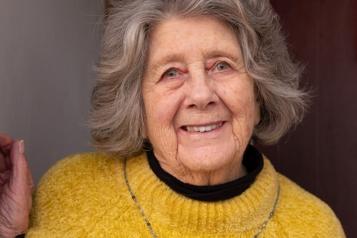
left=26, top=152, right=345, bottom=237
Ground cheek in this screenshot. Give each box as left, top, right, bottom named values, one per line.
left=143, top=89, right=184, bottom=155
left=216, top=81, right=258, bottom=143
left=144, top=90, right=182, bottom=127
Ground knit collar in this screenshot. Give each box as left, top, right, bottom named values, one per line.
left=146, top=145, right=264, bottom=202
left=124, top=153, right=280, bottom=235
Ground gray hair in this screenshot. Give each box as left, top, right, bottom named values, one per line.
left=89, top=0, right=309, bottom=156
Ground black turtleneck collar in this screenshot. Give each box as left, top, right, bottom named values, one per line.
left=145, top=144, right=264, bottom=202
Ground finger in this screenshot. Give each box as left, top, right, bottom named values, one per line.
left=0, top=132, right=13, bottom=148
left=0, top=153, right=6, bottom=172
left=0, top=149, right=10, bottom=173
left=9, top=140, right=29, bottom=196
left=0, top=170, right=11, bottom=184
left=0, top=152, right=12, bottom=173
left=27, top=163, right=35, bottom=193
left=0, top=171, right=11, bottom=189
left=0, top=133, right=14, bottom=171
left=24, top=167, right=34, bottom=210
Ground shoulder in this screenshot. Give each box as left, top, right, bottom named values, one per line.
left=275, top=173, right=345, bottom=237
left=41, top=152, right=120, bottom=176
left=35, top=152, right=123, bottom=192
left=27, top=152, right=130, bottom=237
left=34, top=151, right=128, bottom=198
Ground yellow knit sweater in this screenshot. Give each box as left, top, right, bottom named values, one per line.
left=26, top=152, right=345, bottom=237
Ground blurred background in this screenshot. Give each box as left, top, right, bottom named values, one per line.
left=0, top=0, right=101, bottom=181
left=0, top=0, right=356, bottom=237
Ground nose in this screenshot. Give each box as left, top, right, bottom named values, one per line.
left=185, top=71, right=218, bottom=110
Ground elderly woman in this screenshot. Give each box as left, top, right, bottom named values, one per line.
left=0, top=0, right=345, bottom=237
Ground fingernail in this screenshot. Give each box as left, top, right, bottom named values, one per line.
left=18, top=140, right=25, bottom=154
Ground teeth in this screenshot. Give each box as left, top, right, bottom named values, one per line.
left=186, top=122, right=222, bottom=133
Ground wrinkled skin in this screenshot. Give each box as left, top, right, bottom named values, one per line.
left=142, top=16, right=260, bottom=185
left=0, top=133, right=33, bottom=238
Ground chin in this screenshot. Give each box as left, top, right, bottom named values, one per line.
left=177, top=143, right=239, bottom=172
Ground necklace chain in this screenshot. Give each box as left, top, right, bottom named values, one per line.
left=123, top=158, right=280, bottom=238
left=124, top=158, right=158, bottom=238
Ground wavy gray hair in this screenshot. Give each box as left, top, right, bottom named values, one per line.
left=89, top=0, right=309, bottom=156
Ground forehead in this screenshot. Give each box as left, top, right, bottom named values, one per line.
left=146, top=15, right=242, bottom=66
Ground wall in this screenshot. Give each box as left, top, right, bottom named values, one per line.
left=266, top=0, right=357, bottom=236
left=0, top=0, right=103, bottom=183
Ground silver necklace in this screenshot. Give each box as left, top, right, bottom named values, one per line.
left=123, top=158, right=280, bottom=238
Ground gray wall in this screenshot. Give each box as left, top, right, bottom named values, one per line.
left=0, top=1, right=103, bottom=183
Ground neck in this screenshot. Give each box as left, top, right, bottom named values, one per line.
left=155, top=154, right=247, bottom=186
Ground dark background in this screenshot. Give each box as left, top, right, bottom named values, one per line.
left=265, top=0, right=357, bottom=237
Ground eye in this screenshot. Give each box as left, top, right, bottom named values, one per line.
left=162, top=68, right=180, bottom=79
left=213, top=61, right=232, bottom=72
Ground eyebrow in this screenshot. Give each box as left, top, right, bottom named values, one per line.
left=203, top=50, right=241, bottom=63
left=149, top=49, right=241, bottom=73
left=150, top=54, right=186, bottom=73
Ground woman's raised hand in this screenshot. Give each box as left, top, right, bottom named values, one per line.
left=0, top=133, right=33, bottom=238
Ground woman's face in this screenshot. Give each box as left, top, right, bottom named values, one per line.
left=142, top=16, right=260, bottom=184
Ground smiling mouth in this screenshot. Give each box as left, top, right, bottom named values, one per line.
left=181, top=121, right=225, bottom=133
